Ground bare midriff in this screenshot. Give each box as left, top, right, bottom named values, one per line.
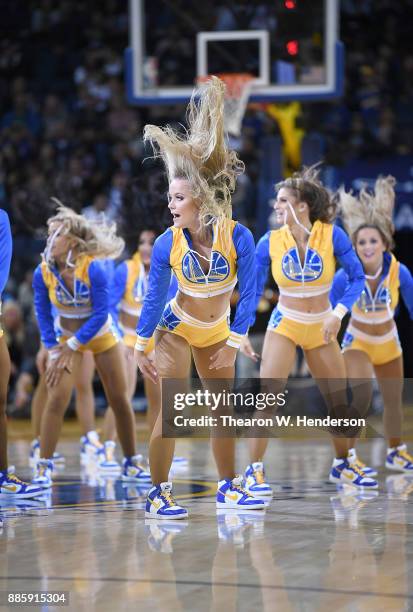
left=176, top=290, right=230, bottom=322
left=60, top=317, right=83, bottom=334
left=278, top=293, right=331, bottom=314
left=350, top=318, right=395, bottom=336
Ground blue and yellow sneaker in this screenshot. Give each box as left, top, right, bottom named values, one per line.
left=145, top=482, right=188, bottom=519
left=97, top=441, right=121, bottom=472
left=80, top=430, right=103, bottom=464
left=0, top=471, right=44, bottom=499
left=216, top=475, right=266, bottom=509
left=329, top=458, right=378, bottom=489
left=244, top=462, right=273, bottom=496
left=347, top=447, right=377, bottom=477
left=386, top=444, right=413, bottom=473
left=32, top=459, right=53, bottom=488
left=29, top=439, right=64, bottom=467
left=121, top=455, right=151, bottom=482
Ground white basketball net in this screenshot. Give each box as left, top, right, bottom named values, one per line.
left=199, top=73, right=254, bottom=137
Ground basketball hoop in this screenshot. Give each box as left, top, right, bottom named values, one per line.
left=197, top=73, right=254, bottom=137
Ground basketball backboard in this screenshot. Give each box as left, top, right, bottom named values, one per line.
left=126, top=0, right=343, bottom=105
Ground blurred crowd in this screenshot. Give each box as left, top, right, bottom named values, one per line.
left=308, top=0, right=413, bottom=164
left=0, top=0, right=412, bottom=408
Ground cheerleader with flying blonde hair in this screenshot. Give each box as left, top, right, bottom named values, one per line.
left=31, top=204, right=150, bottom=488
left=135, top=76, right=265, bottom=519
left=331, top=177, right=413, bottom=476
left=247, top=165, right=378, bottom=492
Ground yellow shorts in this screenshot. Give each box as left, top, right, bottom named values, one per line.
left=342, top=324, right=402, bottom=366
left=59, top=318, right=120, bottom=355
left=156, top=299, right=230, bottom=348
left=59, top=331, right=119, bottom=354
left=267, top=307, right=326, bottom=351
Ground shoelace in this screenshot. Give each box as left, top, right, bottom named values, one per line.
left=6, top=474, right=25, bottom=485
left=398, top=449, right=413, bottom=464
left=160, top=490, right=176, bottom=507
left=253, top=469, right=265, bottom=485
left=232, top=483, right=253, bottom=498
left=348, top=463, right=366, bottom=478
left=353, top=458, right=367, bottom=470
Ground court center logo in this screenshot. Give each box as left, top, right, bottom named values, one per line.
left=282, top=247, right=323, bottom=282
left=182, top=251, right=230, bottom=284
left=56, top=279, right=90, bottom=305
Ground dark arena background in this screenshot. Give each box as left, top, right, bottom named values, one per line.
left=1, top=1, right=413, bottom=610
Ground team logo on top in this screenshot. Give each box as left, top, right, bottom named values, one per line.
left=182, top=251, right=230, bottom=284
left=55, top=279, right=90, bottom=306
left=282, top=247, right=323, bottom=282
left=357, top=286, right=391, bottom=312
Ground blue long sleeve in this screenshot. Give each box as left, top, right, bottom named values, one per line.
left=136, top=230, right=172, bottom=346
left=332, top=225, right=365, bottom=311
left=329, top=268, right=348, bottom=309
left=109, top=261, right=128, bottom=335
left=399, top=263, right=413, bottom=319
left=227, top=223, right=257, bottom=346
left=33, top=266, right=59, bottom=349
left=0, top=209, right=12, bottom=297
left=167, top=274, right=178, bottom=301
left=250, top=231, right=271, bottom=327
left=73, top=260, right=110, bottom=345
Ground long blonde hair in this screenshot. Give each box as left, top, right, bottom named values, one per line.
left=143, top=76, right=244, bottom=236
left=336, top=176, right=396, bottom=249
left=46, top=201, right=124, bottom=260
